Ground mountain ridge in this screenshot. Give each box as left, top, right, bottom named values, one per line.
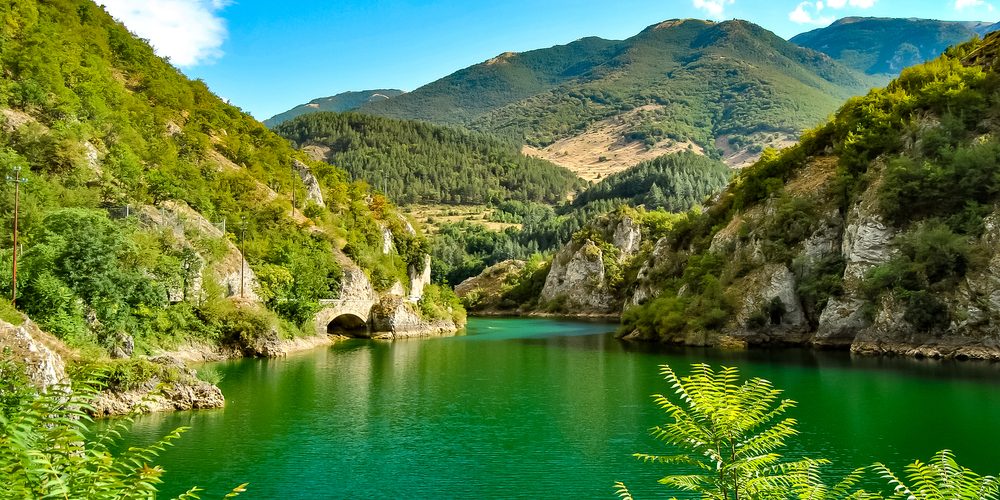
left=263, top=88, right=404, bottom=127
left=791, top=16, right=998, bottom=75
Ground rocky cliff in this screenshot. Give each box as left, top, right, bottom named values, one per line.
left=536, top=212, right=645, bottom=316
left=614, top=34, right=1000, bottom=360
left=470, top=34, right=1000, bottom=361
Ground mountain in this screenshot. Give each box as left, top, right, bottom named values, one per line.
left=262, top=89, right=403, bottom=127
left=0, top=0, right=463, bottom=380
left=791, top=17, right=998, bottom=76
left=274, top=111, right=584, bottom=205
left=504, top=31, right=1000, bottom=359
left=348, top=19, right=875, bottom=180
left=356, top=37, right=622, bottom=126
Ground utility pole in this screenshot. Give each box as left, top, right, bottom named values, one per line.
left=6, top=167, right=26, bottom=307
left=239, top=215, right=247, bottom=299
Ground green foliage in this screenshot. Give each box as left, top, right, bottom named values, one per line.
left=875, top=450, right=1000, bottom=499
left=0, top=0, right=430, bottom=356
left=619, top=364, right=999, bottom=499
left=572, top=152, right=731, bottom=212
left=0, top=298, right=23, bottom=326
left=631, top=364, right=816, bottom=499
left=275, top=112, right=584, bottom=205
left=879, top=139, right=1000, bottom=230
left=86, top=357, right=185, bottom=391
left=356, top=19, right=871, bottom=157
left=622, top=252, right=732, bottom=339
left=417, top=284, right=466, bottom=325
left=862, top=221, right=971, bottom=330
left=0, top=377, right=246, bottom=498
left=497, top=255, right=551, bottom=309
left=793, top=254, right=846, bottom=327
left=196, top=366, right=224, bottom=385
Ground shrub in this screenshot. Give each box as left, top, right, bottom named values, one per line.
left=0, top=377, right=247, bottom=498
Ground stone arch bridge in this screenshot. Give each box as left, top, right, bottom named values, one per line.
left=314, top=298, right=376, bottom=338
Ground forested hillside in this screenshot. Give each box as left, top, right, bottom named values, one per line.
left=571, top=152, right=730, bottom=211
left=606, top=32, right=1000, bottom=358
left=356, top=37, right=623, bottom=125
left=0, top=0, right=450, bottom=360
left=274, top=112, right=584, bottom=205
left=262, top=89, right=403, bottom=128
left=429, top=152, right=728, bottom=285
left=340, top=18, right=875, bottom=179
left=791, top=17, right=997, bottom=76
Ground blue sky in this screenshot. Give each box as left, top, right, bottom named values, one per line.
left=99, top=0, right=998, bottom=120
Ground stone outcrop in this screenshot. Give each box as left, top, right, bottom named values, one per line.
left=616, top=152, right=1000, bottom=360
left=369, top=296, right=460, bottom=339
left=408, top=254, right=432, bottom=301
left=540, top=239, right=616, bottom=313
left=612, top=215, right=642, bottom=260
left=0, top=319, right=68, bottom=391
left=293, top=159, right=326, bottom=208
left=455, top=259, right=527, bottom=311
left=91, top=356, right=224, bottom=416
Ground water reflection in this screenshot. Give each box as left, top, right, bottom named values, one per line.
left=117, top=318, right=1000, bottom=499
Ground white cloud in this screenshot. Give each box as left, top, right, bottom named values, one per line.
left=99, top=0, right=231, bottom=67
left=955, top=0, right=994, bottom=10
left=824, top=0, right=877, bottom=8
left=692, top=0, right=735, bottom=18
left=789, top=1, right=835, bottom=24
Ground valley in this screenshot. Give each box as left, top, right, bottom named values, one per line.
left=3, top=1, right=1000, bottom=498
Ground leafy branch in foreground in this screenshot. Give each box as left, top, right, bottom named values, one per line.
left=630, top=363, right=819, bottom=499
left=616, top=363, right=997, bottom=499
left=875, top=449, right=1000, bottom=499
left=0, top=376, right=246, bottom=499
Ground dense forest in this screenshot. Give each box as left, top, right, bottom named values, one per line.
left=0, top=0, right=452, bottom=362
left=430, top=151, right=730, bottom=285
left=274, top=112, right=584, bottom=205
left=571, top=152, right=731, bottom=210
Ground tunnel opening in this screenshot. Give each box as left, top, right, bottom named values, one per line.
left=327, top=313, right=368, bottom=337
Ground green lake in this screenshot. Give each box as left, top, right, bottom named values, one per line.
left=122, top=317, right=1000, bottom=498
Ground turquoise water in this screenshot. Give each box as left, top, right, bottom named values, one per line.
left=119, top=318, right=1000, bottom=498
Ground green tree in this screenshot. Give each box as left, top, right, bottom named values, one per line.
left=627, top=363, right=815, bottom=499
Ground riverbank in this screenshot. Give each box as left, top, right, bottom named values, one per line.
left=114, top=316, right=1000, bottom=499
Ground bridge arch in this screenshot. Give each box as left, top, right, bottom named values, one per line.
left=327, top=313, right=368, bottom=337
left=314, top=298, right=376, bottom=338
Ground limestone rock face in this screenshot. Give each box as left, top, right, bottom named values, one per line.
left=370, top=296, right=457, bottom=339
left=408, top=254, right=432, bottom=301
left=340, top=265, right=378, bottom=303
left=293, top=159, right=326, bottom=208
left=540, top=239, right=616, bottom=313
left=841, top=213, right=895, bottom=281
left=735, top=264, right=808, bottom=332
left=612, top=215, right=642, bottom=260
left=388, top=280, right=406, bottom=297
left=381, top=225, right=395, bottom=254
left=630, top=237, right=670, bottom=307
left=91, top=357, right=224, bottom=416
left=455, top=259, right=526, bottom=310
left=0, top=319, right=68, bottom=391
